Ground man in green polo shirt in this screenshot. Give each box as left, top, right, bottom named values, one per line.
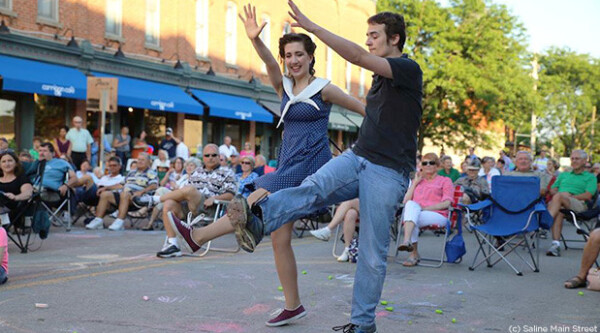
left=546, top=149, right=596, bottom=257
left=438, top=156, right=460, bottom=182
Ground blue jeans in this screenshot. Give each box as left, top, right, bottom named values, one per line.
left=0, top=266, right=7, bottom=284
left=258, top=151, right=409, bottom=332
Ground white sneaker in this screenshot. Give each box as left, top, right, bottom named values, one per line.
left=86, top=218, right=104, bottom=230
left=110, top=211, right=118, bottom=218
left=337, top=248, right=350, bottom=262
left=108, top=219, right=125, bottom=231
left=310, top=227, right=331, bottom=241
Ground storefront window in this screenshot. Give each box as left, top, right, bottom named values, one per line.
left=34, top=94, right=67, bottom=141
left=184, top=117, right=203, bottom=155
left=144, top=109, right=166, bottom=153
left=224, top=123, right=241, bottom=150
left=0, top=99, right=15, bottom=148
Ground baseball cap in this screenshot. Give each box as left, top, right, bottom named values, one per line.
left=166, top=127, right=173, bottom=135
left=467, top=158, right=481, bottom=170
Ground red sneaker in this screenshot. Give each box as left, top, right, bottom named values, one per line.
left=167, top=211, right=200, bottom=253
left=265, top=305, right=307, bottom=327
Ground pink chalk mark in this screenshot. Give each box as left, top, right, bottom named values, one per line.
left=243, top=303, right=270, bottom=315
left=376, top=311, right=390, bottom=318
left=196, top=322, right=244, bottom=333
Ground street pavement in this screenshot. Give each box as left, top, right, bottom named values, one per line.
left=1, top=220, right=599, bottom=333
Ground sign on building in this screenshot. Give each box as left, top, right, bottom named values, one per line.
left=86, top=77, right=118, bottom=112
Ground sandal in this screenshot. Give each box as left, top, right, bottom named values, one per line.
left=402, top=256, right=420, bottom=267
left=564, top=276, right=586, bottom=289
left=397, top=242, right=414, bottom=252
left=141, top=225, right=154, bottom=231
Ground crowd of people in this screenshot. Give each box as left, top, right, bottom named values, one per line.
left=1, top=2, right=599, bottom=332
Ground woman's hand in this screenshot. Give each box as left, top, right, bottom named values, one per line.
left=4, top=193, right=16, bottom=200
left=239, top=4, right=266, bottom=40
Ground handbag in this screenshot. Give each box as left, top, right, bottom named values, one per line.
left=445, top=211, right=466, bottom=263
left=587, top=267, right=600, bottom=291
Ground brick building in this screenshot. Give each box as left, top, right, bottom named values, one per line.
left=0, top=0, right=375, bottom=161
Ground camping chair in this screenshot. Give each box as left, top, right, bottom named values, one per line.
left=4, top=160, right=47, bottom=253
left=186, top=199, right=239, bottom=257
left=40, top=172, right=73, bottom=231
left=559, top=192, right=600, bottom=250
left=293, top=206, right=334, bottom=238
left=393, top=185, right=464, bottom=268
left=461, top=176, right=549, bottom=276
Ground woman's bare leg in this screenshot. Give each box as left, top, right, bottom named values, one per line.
left=272, top=222, right=301, bottom=309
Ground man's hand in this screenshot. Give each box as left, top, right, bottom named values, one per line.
left=239, top=4, right=267, bottom=40
left=59, top=185, right=68, bottom=196
left=204, top=197, right=215, bottom=208
left=133, top=191, right=144, bottom=198
left=288, top=0, right=319, bottom=33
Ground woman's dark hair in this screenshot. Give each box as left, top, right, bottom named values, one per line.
left=61, top=126, right=69, bottom=133
left=0, top=151, right=23, bottom=177
left=79, top=159, right=90, bottom=170
left=278, top=33, right=317, bottom=76
left=367, top=12, right=406, bottom=52
left=174, top=157, right=185, bottom=171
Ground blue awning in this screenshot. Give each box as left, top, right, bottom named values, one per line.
left=190, top=89, right=273, bottom=123
left=0, top=54, right=87, bottom=99
left=92, top=72, right=202, bottom=115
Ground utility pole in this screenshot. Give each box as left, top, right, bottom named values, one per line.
left=592, top=105, right=597, bottom=160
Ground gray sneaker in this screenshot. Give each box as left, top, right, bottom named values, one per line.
left=546, top=243, right=561, bottom=257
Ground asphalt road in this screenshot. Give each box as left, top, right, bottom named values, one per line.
left=1, top=220, right=598, bottom=333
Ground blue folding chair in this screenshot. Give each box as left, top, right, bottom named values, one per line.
left=461, top=176, right=552, bottom=275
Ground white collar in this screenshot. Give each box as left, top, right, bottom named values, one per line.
left=278, top=76, right=329, bottom=128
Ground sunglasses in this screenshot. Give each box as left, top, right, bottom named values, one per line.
left=421, top=161, right=436, bottom=166
left=241, top=161, right=252, bottom=165
left=204, top=154, right=218, bottom=158
left=108, top=164, right=120, bottom=167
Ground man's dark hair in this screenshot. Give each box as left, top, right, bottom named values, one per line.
left=367, top=12, right=406, bottom=52
left=40, top=142, right=55, bottom=153
left=109, top=156, right=122, bottom=165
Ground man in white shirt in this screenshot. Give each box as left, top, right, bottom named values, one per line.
left=176, top=136, right=190, bottom=160
left=219, top=136, right=238, bottom=160
left=533, top=150, right=549, bottom=172
left=66, top=116, right=93, bottom=170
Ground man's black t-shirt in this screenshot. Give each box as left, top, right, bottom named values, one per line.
left=352, top=55, right=423, bottom=173
left=159, top=138, right=177, bottom=158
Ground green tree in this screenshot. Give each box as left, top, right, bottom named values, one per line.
left=537, top=48, right=600, bottom=157
left=377, top=0, right=539, bottom=152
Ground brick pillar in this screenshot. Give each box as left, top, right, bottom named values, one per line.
left=175, top=112, right=185, bottom=140
left=249, top=121, right=256, bottom=150
left=74, top=99, right=87, bottom=124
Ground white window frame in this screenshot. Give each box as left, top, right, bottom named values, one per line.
left=195, top=0, right=209, bottom=58
left=145, top=0, right=160, bottom=47
left=326, top=47, right=333, bottom=81
left=0, top=0, right=12, bottom=11
left=225, top=1, right=237, bottom=65
left=260, top=14, right=271, bottom=73
left=105, top=0, right=123, bottom=38
left=37, top=0, right=59, bottom=23
left=359, top=68, right=366, bottom=97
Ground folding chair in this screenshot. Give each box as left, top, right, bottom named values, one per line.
left=40, top=172, right=72, bottom=231
left=188, top=200, right=240, bottom=257
left=461, top=176, right=548, bottom=275
left=393, top=185, right=463, bottom=268
left=4, top=160, right=47, bottom=253
left=293, top=206, right=333, bottom=238
left=560, top=192, right=600, bottom=250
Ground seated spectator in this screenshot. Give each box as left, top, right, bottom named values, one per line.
left=29, top=137, right=42, bottom=160
left=437, top=156, right=460, bottom=182
left=496, top=159, right=505, bottom=174
left=0, top=151, right=33, bottom=229
left=76, top=160, right=99, bottom=184
left=77, top=156, right=125, bottom=209
left=499, top=150, right=512, bottom=172
left=85, top=153, right=158, bottom=231
left=546, top=150, right=596, bottom=257
left=564, top=228, right=600, bottom=289
left=160, top=157, right=185, bottom=190
left=505, top=151, right=550, bottom=195
left=455, top=158, right=489, bottom=205
left=133, top=144, right=236, bottom=258
left=479, top=156, right=501, bottom=192
left=219, top=154, right=229, bottom=170
left=0, top=226, right=7, bottom=284
left=254, top=154, right=275, bottom=176
left=544, top=158, right=560, bottom=203
left=32, top=143, right=78, bottom=200
left=397, top=153, right=453, bottom=267
left=236, top=156, right=259, bottom=198
left=592, top=163, right=600, bottom=177
left=240, top=142, right=255, bottom=158
left=152, top=149, right=171, bottom=181
left=18, top=151, right=33, bottom=163
left=141, top=158, right=199, bottom=231
left=128, top=160, right=138, bottom=172
left=230, top=152, right=242, bottom=174
left=533, top=150, right=549, bottom=172
left=459, top=160, right=468, bottom=177
left=309, top=198, right=360, bottom=262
